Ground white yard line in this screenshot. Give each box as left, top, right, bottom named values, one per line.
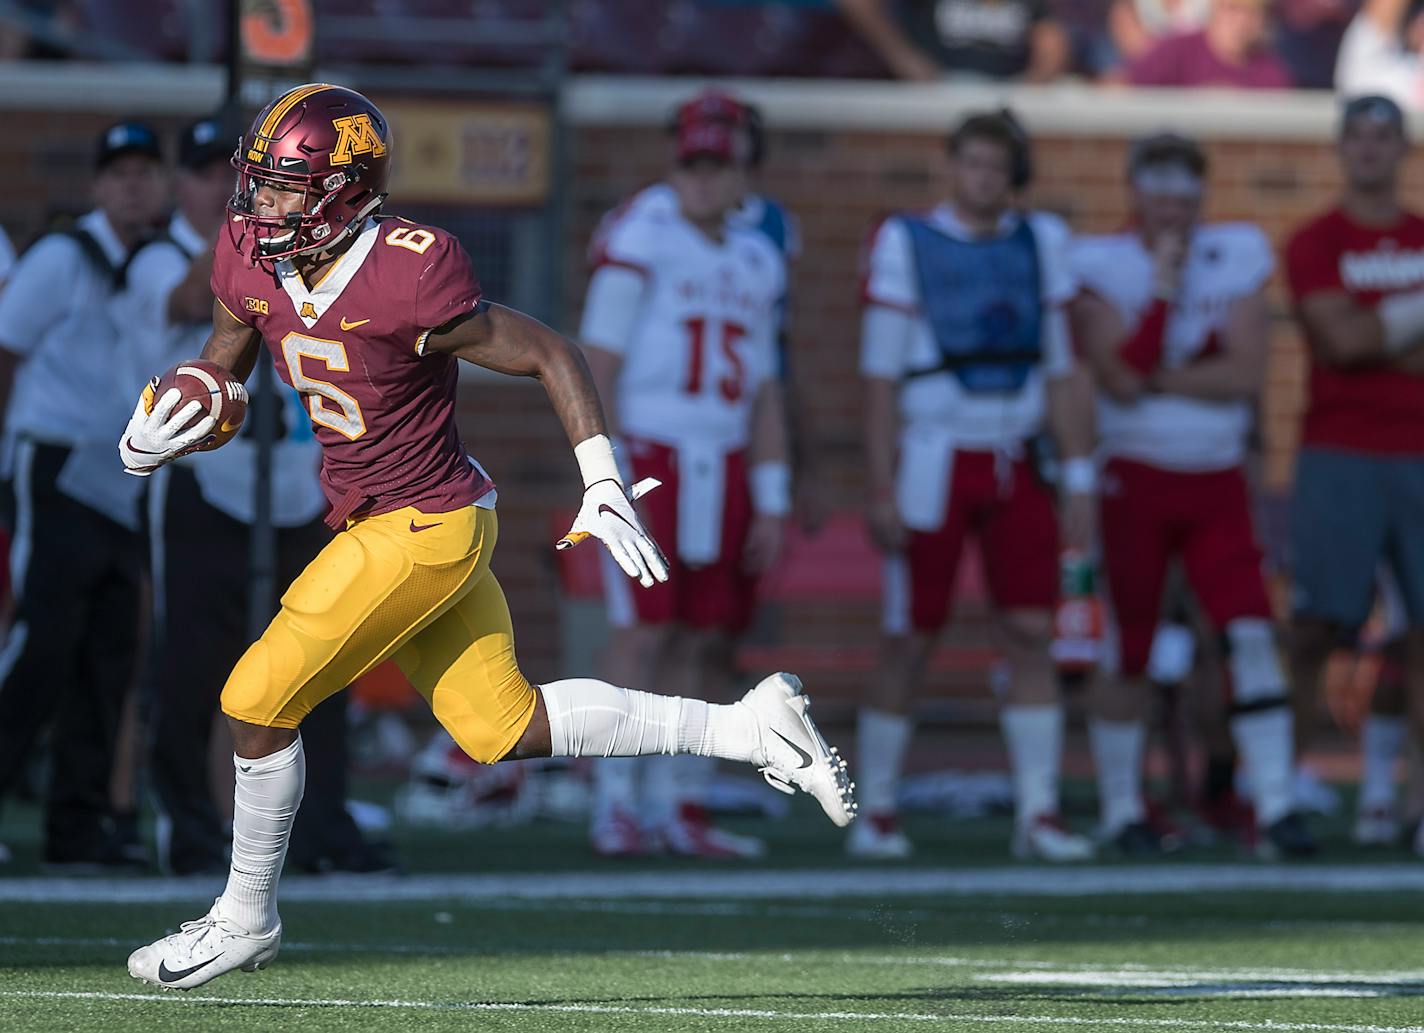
left=4, top=864, right=1424, bottom=904
left=8, top=934, right=1424, bottom=989
left=4, top=989, right=1424, bottom=1032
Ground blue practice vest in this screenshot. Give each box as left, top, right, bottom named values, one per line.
left=901, top=214, right=1043, bottom=393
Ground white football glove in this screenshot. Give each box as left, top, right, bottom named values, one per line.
left=118, top=380, right=216, bottom=477
left=557, top=477, right=669, bottom=588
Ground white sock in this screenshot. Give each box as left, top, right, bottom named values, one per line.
left=218, top=736, right=304, bottom=934
left=540, top=678, right=757, bottom=762
left=1089, top=718, right=1146, bottom=834
left=856, top=708, right=911, bottom=816
left=1231, top=708, right=1293, bottom=827
left=592, top=757, right=640, bottom=820
left=1000, top=704, right=1062, bottom=826
left=1360, top=714, right=1406, bottom=811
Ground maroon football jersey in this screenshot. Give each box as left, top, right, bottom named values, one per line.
left=212, top=216, right=493, bottom=525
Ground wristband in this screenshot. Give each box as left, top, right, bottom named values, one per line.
left=573, top=434, right=623, bottom=489
left=1061, top=456, right=1098, bottom=495
left=750, top=461, right=792, bottom=517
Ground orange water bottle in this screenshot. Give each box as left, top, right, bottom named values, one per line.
left=1051, top=550, right=1104, bottom=673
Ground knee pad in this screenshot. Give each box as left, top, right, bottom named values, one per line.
left=431, top=675, right=535, bottom=765
left=1224, top=617, right=1288, bottom=712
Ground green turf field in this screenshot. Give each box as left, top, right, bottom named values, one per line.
left=3, top=795, right=1424, bottom=1032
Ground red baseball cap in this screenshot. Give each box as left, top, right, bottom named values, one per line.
left=676, top=118, right=753, bottom=165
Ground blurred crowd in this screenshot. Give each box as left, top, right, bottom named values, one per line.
left=7, top=0, right=1424, bottom=104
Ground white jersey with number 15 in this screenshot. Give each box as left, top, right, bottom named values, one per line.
left=579, top=199, right=785, bottom=450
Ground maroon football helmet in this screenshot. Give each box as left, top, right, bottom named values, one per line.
left=228, top=83, right=392, bottom=263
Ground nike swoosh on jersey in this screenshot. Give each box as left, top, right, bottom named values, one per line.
left=158, top=953, right=223, bottom=983
left=771, top=729, right=814, bottom=770
left=340, top=317, right=371, bottom=331
left=409, top=519, right=442, bottom=533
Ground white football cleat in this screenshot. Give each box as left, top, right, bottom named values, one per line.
left=128, top=898, right=281, bottom=991
left=1353, top=805, right=1400, bottom=847
left=1013, top=814, right=1095, bottom=862
left=846, top=813, right=913, bottom=860
left=741, top=673, right=857, bottom=827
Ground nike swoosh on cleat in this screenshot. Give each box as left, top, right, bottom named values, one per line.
left=158, top=954, right=223, bottom=983
left=409, top=519, right=442, bottom=533
left=219, top=417, right=241, bottom=434
left=340, top=317, right=370, bottom=331
left=771, top=729, right=814, bottom=770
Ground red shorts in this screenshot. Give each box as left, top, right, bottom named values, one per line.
left=602, top=438, right=756, bottom=633
left=893, top=450, right=1059, bottom=633
left=1100, top=458, right=1273, bottom=676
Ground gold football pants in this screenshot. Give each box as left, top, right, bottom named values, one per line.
left=220, top=504, right=536, bottom=764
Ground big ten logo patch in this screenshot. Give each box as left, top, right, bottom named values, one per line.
left=331, top=114, right=386, bottom=165
left=244, top=297, right=269, bottom=315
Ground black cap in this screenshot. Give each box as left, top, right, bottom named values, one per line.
left=1340, top=95, right=1406, bottom=138
left=179, top=115, right=234, bottom=171
left=95, top=120, right=162, bottom=171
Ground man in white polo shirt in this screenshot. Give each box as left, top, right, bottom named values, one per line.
left=0, top=121, right=166, bottom=868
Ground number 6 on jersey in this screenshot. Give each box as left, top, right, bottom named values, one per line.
left=281, top=332, right=367, bottom=440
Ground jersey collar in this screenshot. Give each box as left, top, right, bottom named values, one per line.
left=928, top=203, right=1022, bottom=242
left=276, top=219, right=380, bottom=331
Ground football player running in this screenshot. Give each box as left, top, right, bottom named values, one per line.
left=1071, top=133, right=1313, bottom=858
left=117, top=83, right=854, bottom=991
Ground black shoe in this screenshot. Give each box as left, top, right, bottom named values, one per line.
left=1109, top=820, right=1182, bottom=857
left=1258, top=812, right=1318, bottom=860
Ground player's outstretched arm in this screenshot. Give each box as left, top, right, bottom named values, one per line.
left=423, top=302, right=669, bottom=587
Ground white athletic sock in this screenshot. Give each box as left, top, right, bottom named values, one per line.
left=1000, top=704, right=1063, bottom=826
left=540, top=678, right=758, bottom=762
left=218, top=736, right=304, bottom=934
left=1231, top=709, right=1294, bottom=827
left=856, top=708, right=912, bottom=816
left=1089, top=718, right=1146, bottom=834
left=1360, top=714, right=1406, bottom=811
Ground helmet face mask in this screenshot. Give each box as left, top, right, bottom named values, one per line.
left=226, top=83, right=391, bottom=264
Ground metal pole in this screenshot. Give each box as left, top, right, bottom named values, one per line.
left=228, top=0, right=279, bottom=641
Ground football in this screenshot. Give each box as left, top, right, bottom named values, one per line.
left=150, top=358, right=249, bottom=451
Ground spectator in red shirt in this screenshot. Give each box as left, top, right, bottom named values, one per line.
left=1283, top=95, right=1424, bottom=856
left=1126, top=0, right=1294, bottom=86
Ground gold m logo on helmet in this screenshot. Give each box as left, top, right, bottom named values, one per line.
left=330, top=114, right=386, bottom=165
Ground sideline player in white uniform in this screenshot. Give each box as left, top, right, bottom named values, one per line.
left=1071, top=132, right=1315, bottom=858
left=578, top=100, right=792, bottom=858
left=853, top=110, right=1099, bottom=862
